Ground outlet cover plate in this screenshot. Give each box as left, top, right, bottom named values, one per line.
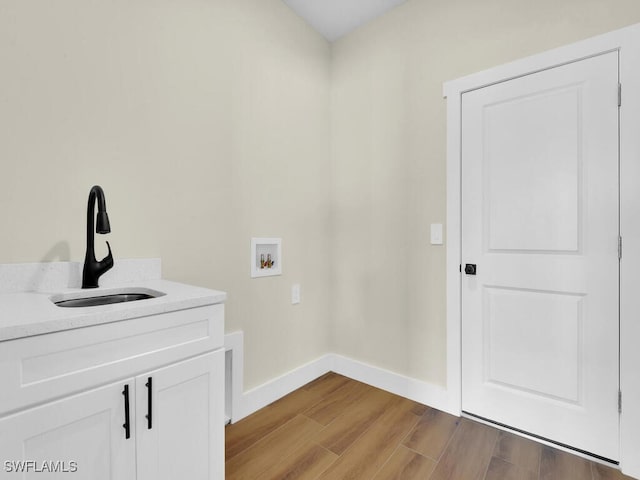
left=291, top=284, right=301, bottom=304
left=430, top=224, right=443, bottom=245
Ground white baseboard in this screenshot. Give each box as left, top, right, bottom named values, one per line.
left=236, top=354, right=334, bottom=422
left=224, top=334, right=458, bottom=423
left=331, top=354, right=456, bottom=416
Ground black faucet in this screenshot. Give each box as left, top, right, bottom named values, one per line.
left=82, top=185, right=114, bottom=288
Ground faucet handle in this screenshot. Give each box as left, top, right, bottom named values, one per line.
left=99, top=241, right=114, bottom=271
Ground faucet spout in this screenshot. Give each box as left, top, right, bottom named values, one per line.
left=82, top=185, right=114, bottom=288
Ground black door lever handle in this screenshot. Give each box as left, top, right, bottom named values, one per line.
left=465, top=264, right=477, bottom=275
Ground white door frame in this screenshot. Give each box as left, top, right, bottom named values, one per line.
left=444, top=23, right=640, bottom=477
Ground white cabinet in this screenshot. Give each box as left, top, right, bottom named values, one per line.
left=136, top=351, right=224, bottom=480
left=0, top=380, right=135, bottom=479
left=0, top=305, right=225, bottom=480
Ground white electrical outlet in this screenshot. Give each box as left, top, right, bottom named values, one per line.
left=291, top=284, right=301, bottom=305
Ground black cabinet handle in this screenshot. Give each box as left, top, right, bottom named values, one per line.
left=122, top=384, right=131, bottom=439
left=145, top=377, right=153, bottom=430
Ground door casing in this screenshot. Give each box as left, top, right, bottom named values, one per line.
left=444, top=22, right=640, bottom=478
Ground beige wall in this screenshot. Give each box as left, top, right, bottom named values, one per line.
left=0, top=0, right=331, bottom=390
left=330, top=0, right=640, bottom=387
left=4, top=0, right=640, bottom=394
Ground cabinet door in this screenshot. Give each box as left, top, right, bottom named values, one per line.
left=0, top=381, right=136, bottom=480
left=136, top=350, right=224, bottom=480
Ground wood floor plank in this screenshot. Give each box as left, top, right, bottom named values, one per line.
left=539, top=446, right=593, bottom=480
left=402, top=406, right=460, bottom=460
left=410, top=402, right=429, bottom=417
left=256, top=441, right=338, bottom=480
left=372, top=445, right=436, bottom=480
left=429, top=418, right=500, bottom=480
left=313, top=386, right=396, bottom=455
left=226, top=414, right=324, bottom=480
left=592, top=463, right=636, bottom=480
left=302, top=372, right=352, bottom=398
left=317, top=396, right=422, bottom=479
left=225, top=374, right=624, bottom=480
left=484, top=457, right=538, bottom=480
left=303, top=378, right=373, bottom=426
left=301, top=372, right=334, bottom=390
left=225, top=389, right=320, bottom=460
left=493, top=431, right=541, bottom=473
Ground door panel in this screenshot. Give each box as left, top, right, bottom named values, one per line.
left=136, top=350, right=224, bottom=480
left=484, top=287, right=582, bottom=403
left=485, top=84, right=581, bottom=253
left=0, top=381, right=135, bottom=479
left=462, top=51, right=619, bottom=460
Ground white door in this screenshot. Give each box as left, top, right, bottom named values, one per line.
left=0, top=381, right=136, bottom=479
left=136, top=350, right=224, bottom=480
left=461, top=51, right=619, bottom=460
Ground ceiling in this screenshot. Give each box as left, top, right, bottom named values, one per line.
left=282, top=0, right=408, bottom=42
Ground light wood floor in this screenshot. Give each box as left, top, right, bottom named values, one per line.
left=225, top=373, right=632, bottom=480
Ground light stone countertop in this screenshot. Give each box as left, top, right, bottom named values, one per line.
left=0, top=279, right=226, bottom=342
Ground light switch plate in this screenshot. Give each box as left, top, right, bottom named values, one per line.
left=430, top=223, right=443, bottom=245
left=292, top=284, right=301, bottom=305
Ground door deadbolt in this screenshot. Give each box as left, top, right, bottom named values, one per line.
left=464, top=264, right=477, bottom=275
